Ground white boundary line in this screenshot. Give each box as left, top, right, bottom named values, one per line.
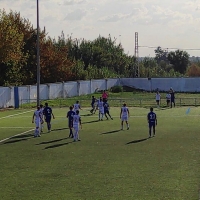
left=0, top=129, right=34, bottom=143
left=0, top=110, right=33, bottom=120
left=0, top=127, right=34, bottom=129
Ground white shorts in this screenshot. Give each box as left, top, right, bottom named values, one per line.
left=121, top=116, right=128, bottom=121
left=35, top=120, right=41, bottom=128
left=99, top=109, right=104, bottom=114
left=73, top=125, right=79, bottom=131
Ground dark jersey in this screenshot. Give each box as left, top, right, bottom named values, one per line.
left=67, top=111, right=75, bottom=122
left=43, top=106, right=52, bottom=118
left=147, top=112, right=157, bottom=123
left=103, top=102, right=109, bottom=112
left=91, top=98, right=96, bottom=105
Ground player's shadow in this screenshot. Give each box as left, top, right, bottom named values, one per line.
left=3, top=138, right=29, bottom=144
left=100, top=129, right=121, bottom=135
left=82, top=120, right=99, bottom=124
left=126, top=138, right=149, bottom=145
left=44, top=141, right=73, bottom=150
left=51, top=127, right=68, bottom=132
left=11, top=134, right=33, bottom=139
left=37, top=138, right=67, bottom=145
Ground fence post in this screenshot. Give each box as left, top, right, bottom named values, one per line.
left=140, top=99, right=142, bottom=107
left=180, top=98, right=181, bottom=107
left=195, top=98, right=197, bottom=107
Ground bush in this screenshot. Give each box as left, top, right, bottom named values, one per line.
left=110, top=85, right=123, bottom=93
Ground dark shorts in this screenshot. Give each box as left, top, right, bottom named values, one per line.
left=149, top=122, right=155, bottom=128
left=45, top=117, right=51, bottom=123
left=156, top=100, right=160, bottom=103
left=104, top=110, right=109, bottom=114
left=68, top=120, right=73, bottom=128
left=166, top=100, right=170, bottom=103
left=171, top=99, right=175, bottom=103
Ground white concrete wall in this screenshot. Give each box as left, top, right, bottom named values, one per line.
left=1, top=77, right=200, bottom=108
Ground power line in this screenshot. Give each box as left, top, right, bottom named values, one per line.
left=138, top=46, right=200, bottom=51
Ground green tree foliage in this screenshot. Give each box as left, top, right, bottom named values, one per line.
left=167, top=50, right=190, bottom=74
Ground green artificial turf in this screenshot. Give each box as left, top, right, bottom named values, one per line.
left=0, top=106, right=200, bottom=200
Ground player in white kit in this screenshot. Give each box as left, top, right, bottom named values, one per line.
left=97, top=98, right=104, bottom=121
left=120, top=103, right=130, bottom=130
left=32, top=106, right=43, bottom=137
left=73, top=101, right=81, bottom=113
left=73, top=110, right=82, bottom=142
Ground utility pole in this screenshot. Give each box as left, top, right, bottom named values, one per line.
left=36, top=0, right=40, bottom=106
left=134, top=32, right=139, bottom=77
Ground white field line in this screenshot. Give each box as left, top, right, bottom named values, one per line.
left=0, top=129, right=34, bottom=143
left=0, top=110, right=33, bottom=120
left=0, top=127, right=33, bottom=129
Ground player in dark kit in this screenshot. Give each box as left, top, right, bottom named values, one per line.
left=43, top=103, right=55, bottom=132
left=67, top=106, right=75, bottom=138
left=103, top=100, right=113, bottom=120
left=147, top=107, right=157, bottom=138
left=90, top=96, right=96, bottom=114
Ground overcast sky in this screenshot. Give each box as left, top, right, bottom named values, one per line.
left=1, top=0, right=200, bottom=57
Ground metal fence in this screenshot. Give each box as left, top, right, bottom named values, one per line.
left=20, top=97, right=200, bottom=108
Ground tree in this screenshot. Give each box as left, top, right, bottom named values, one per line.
left=154, top=46, right=168, bottom=63
left=167, top=50, right=190, bottom=74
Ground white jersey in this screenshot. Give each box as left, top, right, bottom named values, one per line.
left=98, top=101, right=104, bottom=113
left=73, top=104, right=80, bottom=112
left=121, top=107, right=129, bottom=118
left=166, top=93, right=171, bottom=100
left=73, top=114, right=81, bottom=128
left=34, top=110, right=41, bottom=122
left=155, top=93, right=161, bottom=101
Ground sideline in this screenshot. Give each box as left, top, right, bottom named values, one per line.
left=0, top=129, right=34, bottom=144
left=0, top=110, right=33, bottom=120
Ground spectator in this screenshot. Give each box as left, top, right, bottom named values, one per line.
left=155, top=91, right=161, bottom=107
left=170, top=88, right=175, bottom=108
left=102, top=90, right=108, bottom=102
left=166, top=92, right=171, bottom=107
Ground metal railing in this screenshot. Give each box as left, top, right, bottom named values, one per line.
left=20, top=97, right=200, bottom=108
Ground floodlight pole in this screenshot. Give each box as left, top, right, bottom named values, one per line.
left=36, top=0, right=40, bottom=106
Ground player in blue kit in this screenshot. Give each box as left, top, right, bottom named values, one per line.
left=43, top=103, right=55, bottom=132
left=67, top=106, right=75, bottom=138
left=147, top=107, right=157, bottom=138
left=90, top=96, right=96, bottom=114
left=103, top=100, right=113, bottom=120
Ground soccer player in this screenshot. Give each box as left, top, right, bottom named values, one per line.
left=73, top=101, right=81, bottom=113
left=104, top=99, right=113, bottom=120
left=120, top=103, right=130, bottom=130
left=147, top=107, right=157, bottom=138
left=155, top=91, right=161, bottom=107
left=170, top=88, right=175, bottom=108
left=40, top=104, right=44, bottom=133
left=43, top=102, right=55, bottom=132
left=90, top=96, right=96, bottom=114
left=97, top=98, right=104, bottom=121
left=32, top=106, right=43, bottom=137
left=73, top=110, right=82, bottom=142
left=67, top=106, right=75, bottom=138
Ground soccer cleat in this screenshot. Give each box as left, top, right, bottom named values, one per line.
left=78, top=139, right=81, bottom=141
left=127, top=127, right=129, bottom=130
left=111, top=118, right=113, bottom=120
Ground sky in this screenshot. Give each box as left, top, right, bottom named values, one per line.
left=1, top=0, right=200, bottom=57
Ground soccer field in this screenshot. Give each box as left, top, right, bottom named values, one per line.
left=0, top=107, right=200, bottom=200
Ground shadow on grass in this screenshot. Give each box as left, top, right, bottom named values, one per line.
left=44, top=141, right=74, bottom=149
left=82, top=120, right=99, bottom=124
left=101, top=129, right=121, bottom=135
left=51, top=127, right=68, bottom=132
left=37, top=138, right=68, bottom=145
left=12, top=134, right=33, bottom=139
left=126, top=138, right=149, bottom=145
left=3, top=138, right=28, bottom=144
